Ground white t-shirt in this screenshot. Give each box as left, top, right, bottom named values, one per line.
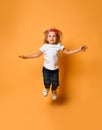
left=40, top=43, right=64, bottom=70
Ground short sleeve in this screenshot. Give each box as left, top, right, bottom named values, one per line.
left=59, top=44, right=65, bottom=51
left=39, top=44, right=45, bottom=52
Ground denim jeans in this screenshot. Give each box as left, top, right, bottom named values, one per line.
left=42, top=67, right=59, bottom=90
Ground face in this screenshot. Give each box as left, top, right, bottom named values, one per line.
left=47, top=31, right=57, bottom=44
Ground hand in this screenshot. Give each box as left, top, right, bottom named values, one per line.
left=80, top=45, right=88, bottom=51
left=19, top=55, right=28, bottom=59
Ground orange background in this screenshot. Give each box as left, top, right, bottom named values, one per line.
left=0, top=0, right=102, bottom=130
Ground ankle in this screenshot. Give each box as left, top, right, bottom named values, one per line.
left=42, top=88, right=50, bottom=97
left=52, top=90, right=57, bottom=100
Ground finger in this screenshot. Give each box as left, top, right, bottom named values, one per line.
left=19, top=56, right=22, bottom=58
left=19, top=55, right=24, bottom=58
left=83, top=46, right=88, bottom=51
left=84, top=46, right=88, bottom=49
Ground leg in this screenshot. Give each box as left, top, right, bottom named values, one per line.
left=42, top=67, right=51, bottom=97
left=51, top=69, right=59, bottom=90
left=51, top=69, right=59, bottom=100
left=42, top=67, right=51, bottom=89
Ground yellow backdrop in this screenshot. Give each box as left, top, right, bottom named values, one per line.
left=0, top=0, right=102, bottom=130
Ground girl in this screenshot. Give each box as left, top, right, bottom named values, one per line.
left=19, top=28, right=87, bottom=100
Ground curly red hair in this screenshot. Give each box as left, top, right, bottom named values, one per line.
left=43, top=27, right=63, bottom=43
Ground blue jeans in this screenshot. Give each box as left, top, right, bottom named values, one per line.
left=42, top=67, right=59, bottom=90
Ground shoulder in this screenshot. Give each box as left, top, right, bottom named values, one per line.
left=40, top=43, right=48, bottom=48
left=40, top=43, right=48, bottom=52
left=57, top=42, right=64, bottom=46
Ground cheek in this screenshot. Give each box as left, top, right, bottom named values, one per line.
left=47, top=37, right=50, bottom=41
left=54, top=38, right=57, bottom=41
left=53, top=36, right=57, bottom=40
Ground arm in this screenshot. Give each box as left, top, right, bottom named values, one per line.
left=63, top=45, right=88, bottom=55
left=19, top=50, right=43, bottom=59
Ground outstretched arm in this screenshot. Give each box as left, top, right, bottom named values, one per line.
left=19, top=50, right=43, bottom=59
left=63, top=45, right=88, bottom=55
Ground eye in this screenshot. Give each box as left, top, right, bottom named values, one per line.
left=48, top=35, right=51, bottom=37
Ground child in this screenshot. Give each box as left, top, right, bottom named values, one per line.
left=19, top=27, right=87, bottom=100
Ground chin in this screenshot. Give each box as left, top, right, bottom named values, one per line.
left=50, top=41, right=56, bottom=44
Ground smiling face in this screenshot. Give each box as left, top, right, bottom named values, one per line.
left=46, top=31, right=57, bottom=44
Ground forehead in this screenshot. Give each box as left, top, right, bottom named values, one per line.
left=48, top=31, right=56, bottom=35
